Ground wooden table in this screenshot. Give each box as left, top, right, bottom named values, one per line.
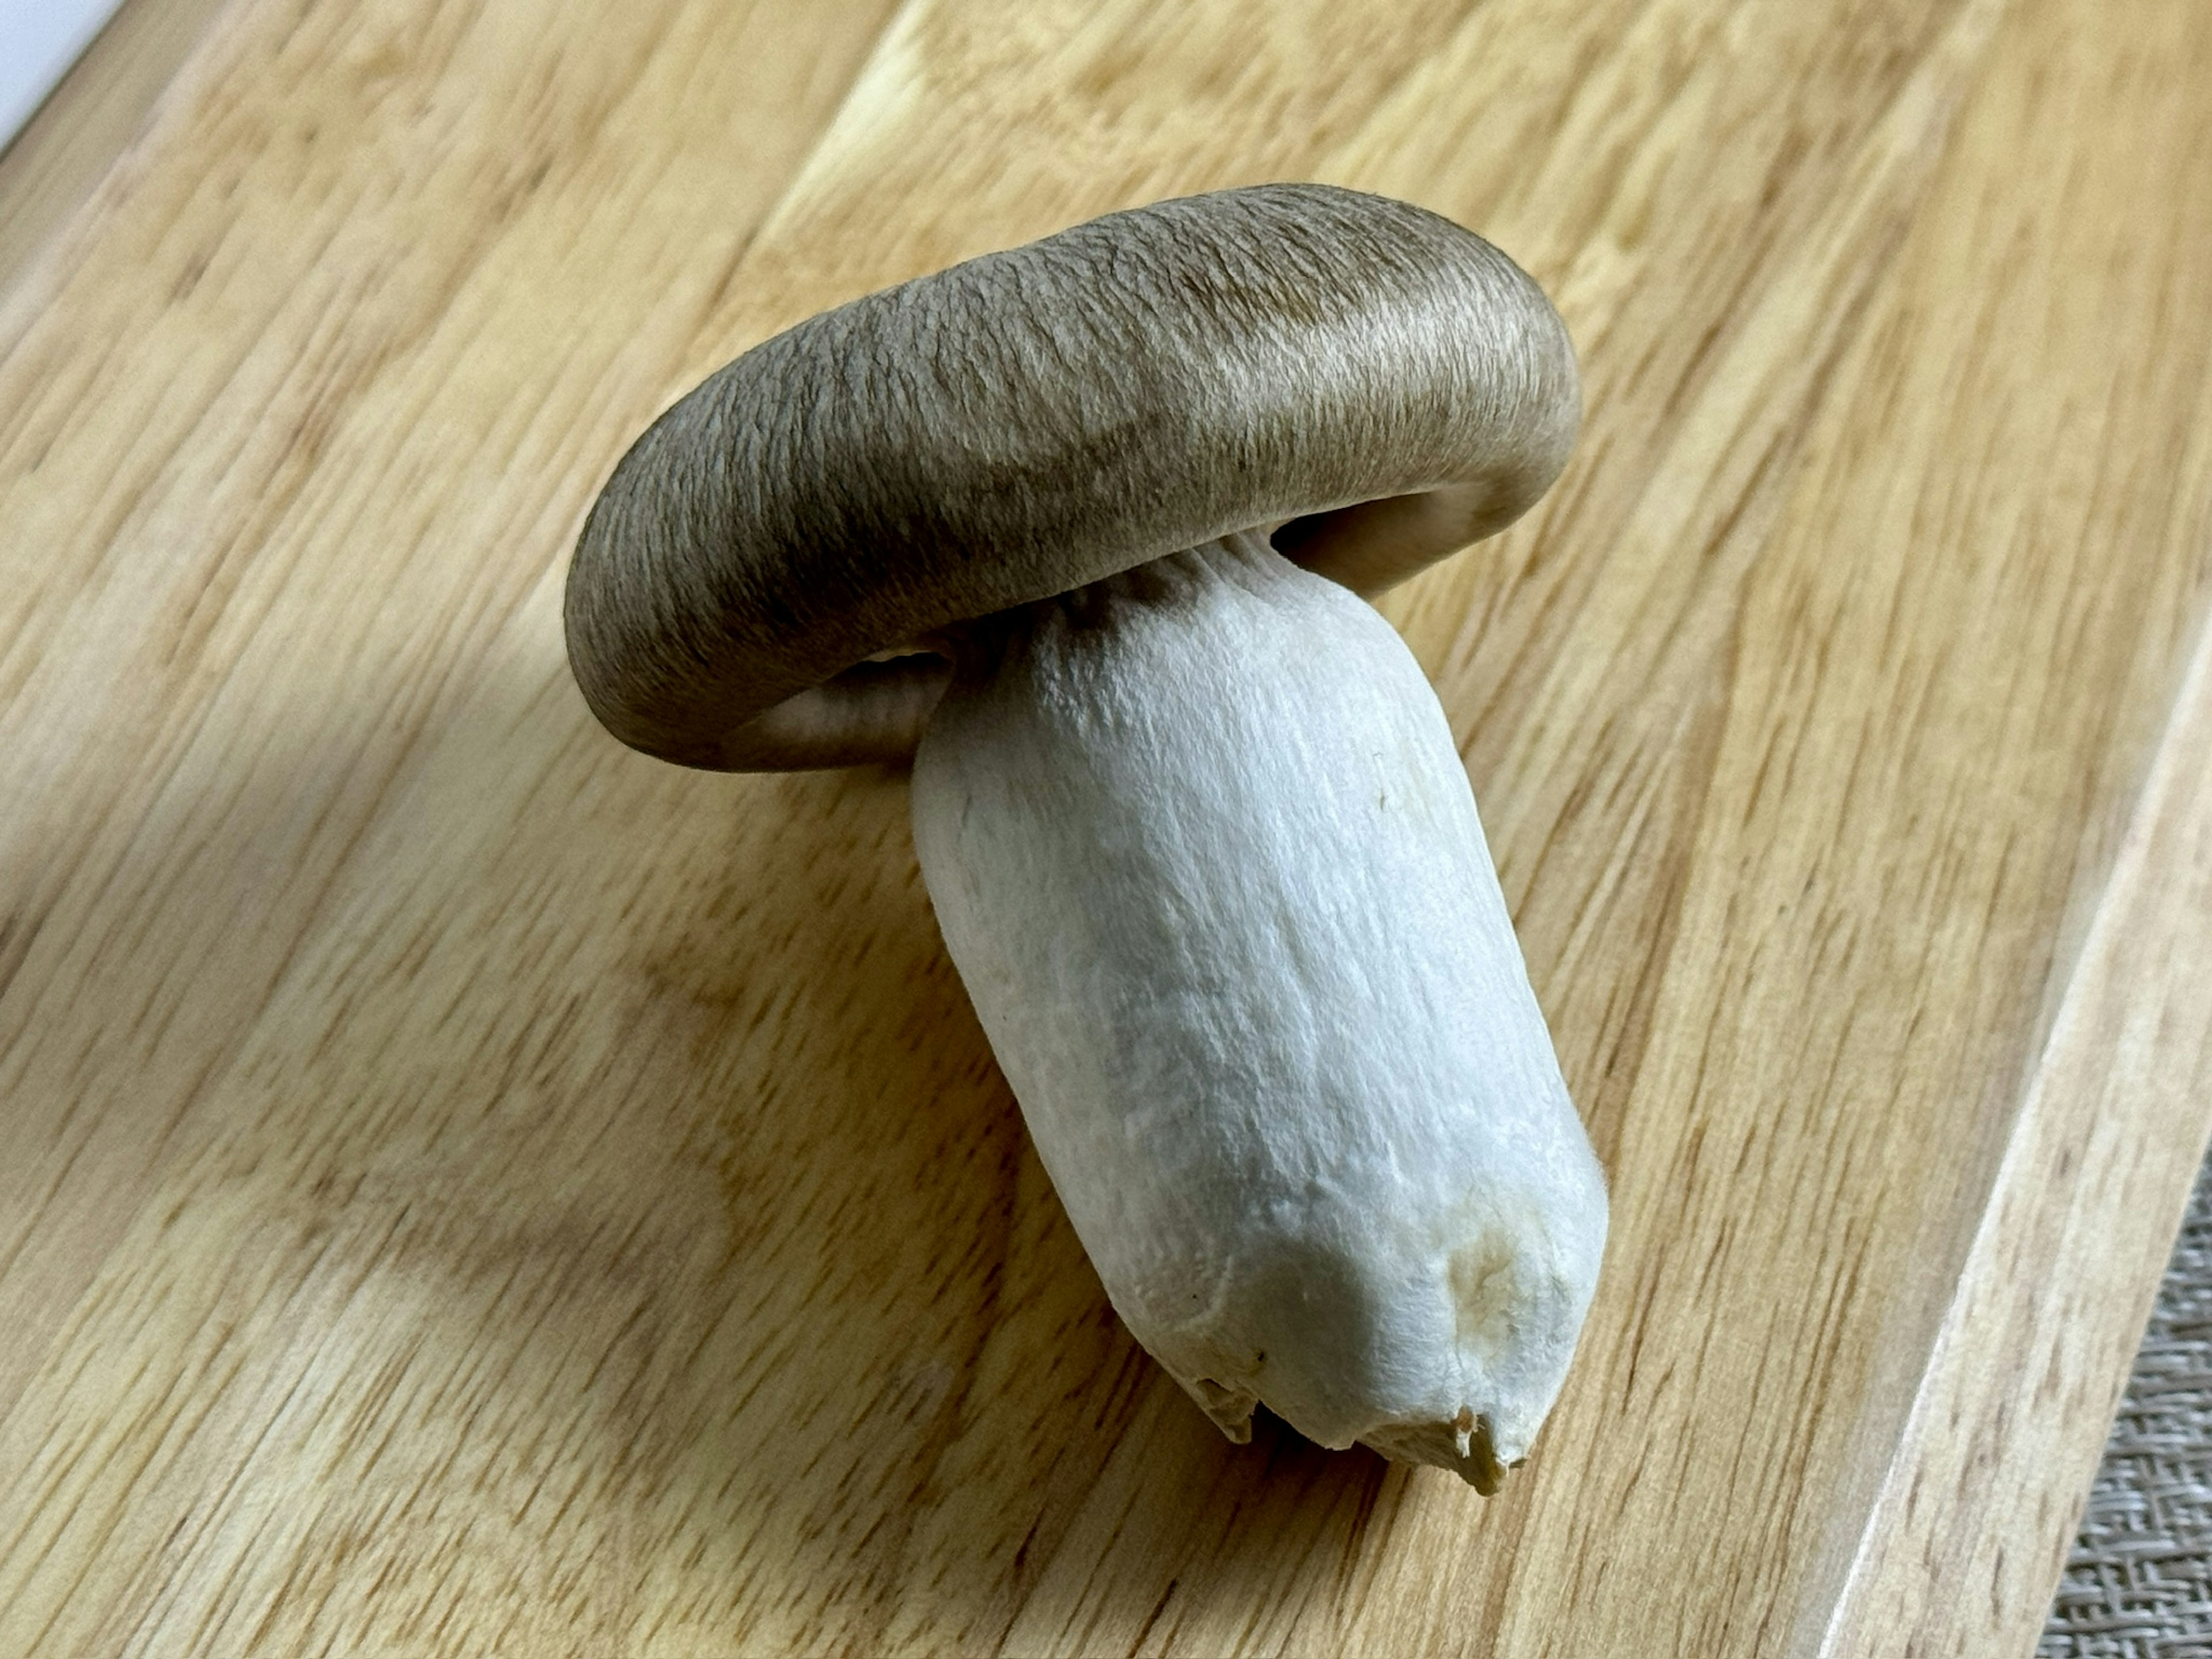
left=4, top=1, right=2210, bottom=1653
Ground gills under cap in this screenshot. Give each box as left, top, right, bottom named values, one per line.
left=563, top=183, right=1580, bottom=771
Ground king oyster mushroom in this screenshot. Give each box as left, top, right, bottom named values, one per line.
left=565, top=184, right=1607, bottom=1491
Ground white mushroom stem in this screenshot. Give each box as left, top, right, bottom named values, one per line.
left=911, top=532, right=1607, bottom=1490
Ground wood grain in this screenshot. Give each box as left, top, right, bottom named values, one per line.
left=1817, top=558, right=2212, bottom=1656
left=0, top=0, right=232, bottom=296
left=2, top=0, right=2209, bottom=1653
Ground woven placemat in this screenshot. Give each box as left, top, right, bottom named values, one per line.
left=2041, top=1157, right=2212, bottom=1656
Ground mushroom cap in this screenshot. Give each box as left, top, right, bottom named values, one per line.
left=565, top=183, right=1579, bottom=770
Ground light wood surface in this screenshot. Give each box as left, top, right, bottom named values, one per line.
left=0, top=0, right=231, bottom=295
left=2, top=0, right=2209, bottom=1654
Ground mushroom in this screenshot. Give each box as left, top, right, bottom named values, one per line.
left=565, top=184, right=1607, bottom=1491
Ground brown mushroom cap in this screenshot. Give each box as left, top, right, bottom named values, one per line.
left=565, top=184, right=1578, bottom=771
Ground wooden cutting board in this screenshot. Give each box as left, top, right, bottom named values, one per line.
left=3, top=0, right=2210, bottom=1653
